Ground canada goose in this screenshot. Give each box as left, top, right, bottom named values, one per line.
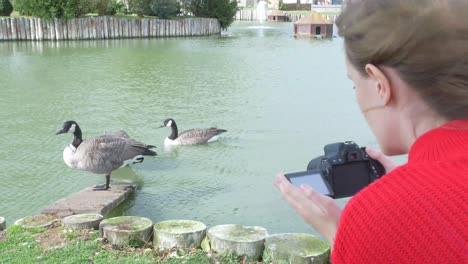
left=160, top=118, right=227, bottom=146
left=56, top=121, right=157, bottom=190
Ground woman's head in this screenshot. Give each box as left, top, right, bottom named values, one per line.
left=336, top=0, right=468, bottom=154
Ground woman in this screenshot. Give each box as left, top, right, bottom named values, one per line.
left=275, top=0, right=467, bottom=263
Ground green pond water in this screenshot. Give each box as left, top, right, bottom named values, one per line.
left=0, top=21, right=386, bottom=238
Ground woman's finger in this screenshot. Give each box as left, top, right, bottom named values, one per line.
left=366, top=147, right=398, bottom=173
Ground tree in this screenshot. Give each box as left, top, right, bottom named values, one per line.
left=188, top=0, right=238, bottom=29
left=149, top=0, right=180, bottom=19
left=127, top=0, right=151, bottom=17
left=0, top=0, right=13, bottom=16
left=96, top=0, right=111, bottom=15
left=14, top=0, right=97, bottom=19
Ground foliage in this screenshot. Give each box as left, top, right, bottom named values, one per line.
left=109, top=0, right=127, bottom=15
left=149, top=0, right=180, bottom=19
left=96, top=0, right=111, bottom=15
left=187, top=0, right=238, bottom=29
left=127, top=0, right=151, bottom=17
left=13, top=0, right=97, bottom=19
left=279, top=0, right=285, bottom=11
left=0, top=0, right=13, bottom=16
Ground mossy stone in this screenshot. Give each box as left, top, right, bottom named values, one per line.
left=153, top=220, right=207, bottom=249
left=263, top=233, right=330, bottom=264
left=14, top=214, right=57, bottom=229
left=208, top=224, right=268, bottom=261
left=99, top=216, right=153, bottom=247
left=62, top=213, right=103, bottom=230
left=0, top=217, right=5, bottom=231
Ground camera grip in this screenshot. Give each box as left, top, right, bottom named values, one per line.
left=368, top=157, right=386, bottom=180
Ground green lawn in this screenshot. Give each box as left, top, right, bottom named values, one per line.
left=0, top=225, right=240, bottom=264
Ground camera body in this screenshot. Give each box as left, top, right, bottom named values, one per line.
left=285, top=141, right=386, bottom=199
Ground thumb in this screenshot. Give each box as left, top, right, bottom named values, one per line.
left=366, top=147, right=397, bottom=173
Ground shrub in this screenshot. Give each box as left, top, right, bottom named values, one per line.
left=127, top=0, right=151, bottom=17
left=149, top=0, right=180, bottom=19
left=14, top=0, right=96, bottom=19
left=0, top=0, right=13, bottom=16
left=96, top=0, right=111, bottom=15
left=188, top=0, right=238, bottom=29
left=108, top=0, right=127, bottom=15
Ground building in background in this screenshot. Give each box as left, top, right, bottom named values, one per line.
left=267, top=10, right=288, bottom=22
left=294, top=12, right=333, bottom=38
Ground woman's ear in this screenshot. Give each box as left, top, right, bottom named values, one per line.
left=365, top=64, right=392, bottom=105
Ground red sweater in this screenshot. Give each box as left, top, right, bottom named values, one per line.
left=332, top=120, right=468, bottom=263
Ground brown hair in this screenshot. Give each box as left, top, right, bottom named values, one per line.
left=336, top=0, right=468, bottom=119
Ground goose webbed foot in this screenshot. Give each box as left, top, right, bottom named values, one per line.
left=123, top=184, right=137, bottom=191
left=93, top=174, right=111, bottom=191
left=93, top=183, right=110, bottom=191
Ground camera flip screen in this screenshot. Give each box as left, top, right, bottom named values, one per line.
left=332, top=162, right=370, bottom=198
left=284, top=170, right=333, bottom=197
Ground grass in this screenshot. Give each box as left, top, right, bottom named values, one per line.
left=0, top=225, right=244, bottom=264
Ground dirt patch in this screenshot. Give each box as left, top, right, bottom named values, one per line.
left=0, top=231, right=6, bottom=242
left=33, top=222, right=98, bottom=250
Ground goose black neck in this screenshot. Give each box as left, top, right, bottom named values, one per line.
left=169, top=122, right=178, bottom=140
left=72, top=126, right=83, bottom=148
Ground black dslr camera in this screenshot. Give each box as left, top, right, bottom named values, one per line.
left=284, top=141, right=386, bottom=199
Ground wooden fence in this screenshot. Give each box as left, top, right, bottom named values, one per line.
left=0, top=17, right=221, bottom=41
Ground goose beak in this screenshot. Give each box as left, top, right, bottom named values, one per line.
left=158, top=125, right=164, bottom=129
left=55, top=128, right=66, bottom=135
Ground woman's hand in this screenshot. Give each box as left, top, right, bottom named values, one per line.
left=274, top=174, right=341, bottom=245
left=365, top=147, right=398, bottom=174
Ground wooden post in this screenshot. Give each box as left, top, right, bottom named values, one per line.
left=19, top=18, right=25, bottom=40
left=123, top=18, right=127, bottom=38
left=68, top=18, right=75, bottom=40
left=37, top=18, right=43, bottom=40
left=30, top=18, right=35, bottom=41
left=149, top=19, right=154, bottom=37
left=50, top=19, right=56, bottom=40
left=135, top=19, right=141, bottom=38
left=84, top=17, right=90, bottom=40
left=0, top=19, right=4, bottom=41
left=10, top=17, right=17, bottom=40
left=103, top=17, right=108, bottom=39
left=55, top=18, right=61, bottom=40
left=24, top=18, right=31, bottom=40
left=5, top=18, right=11, bottom=40
left=41, top=19, right=47, bottom=40
left=91, top=17, right=97, bottom=39
left=114, top=17, right=120, bottom=39
left=62, top=19, right=68, bottom=40
left=78, top=18, right=83, bottom=40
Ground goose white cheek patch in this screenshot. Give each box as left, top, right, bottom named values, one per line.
left=166, top=120, right=173, bottom=127
left=69, top=124, right=76, bottom=133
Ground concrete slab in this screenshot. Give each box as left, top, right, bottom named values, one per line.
left=42, top=185, right=135, bottom=217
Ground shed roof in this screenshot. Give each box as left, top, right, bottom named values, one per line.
left=294, top=12, right=332, bottom=25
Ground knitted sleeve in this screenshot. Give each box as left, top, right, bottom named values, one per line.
left=331, top=164, right=467, bottom=264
